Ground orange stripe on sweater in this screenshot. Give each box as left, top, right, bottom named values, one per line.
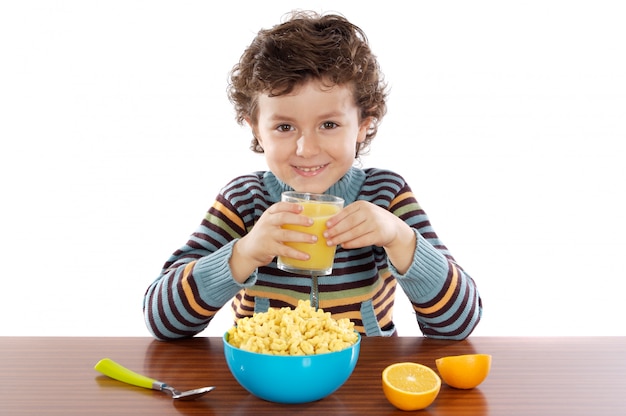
left=244, top=289, right=304, bottom=307
left=213, top=201, right=245, bottom=231
left=373, top=277, right=396, bottom=314
left=414, top=265, right=458, bottom=315
left=181, top=262, right=211, bottom=316
left=390, top=191, right=414, bottom=207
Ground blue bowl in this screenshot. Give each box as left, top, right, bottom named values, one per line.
left=223, top=332, right=360, bottom=403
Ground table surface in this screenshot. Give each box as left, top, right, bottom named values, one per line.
left=1, top=336, right=625, bottom=415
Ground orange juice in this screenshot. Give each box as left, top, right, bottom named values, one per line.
left=278, top=200, right=342, bottom=275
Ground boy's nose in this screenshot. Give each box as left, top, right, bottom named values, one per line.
left=295, top=133, right=320, bottom=157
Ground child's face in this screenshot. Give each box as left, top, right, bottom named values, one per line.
left=254, top=79, right=369, bottom=194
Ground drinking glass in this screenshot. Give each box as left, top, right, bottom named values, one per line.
left=277, top=192, right=344, bottom=309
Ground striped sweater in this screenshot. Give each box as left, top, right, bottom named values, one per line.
left=144, top=167, right=482, bottom=340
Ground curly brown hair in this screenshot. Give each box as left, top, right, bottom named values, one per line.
left=227, top=11, right=388, bottom=157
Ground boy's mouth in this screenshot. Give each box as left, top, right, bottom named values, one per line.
left=294, top=164, right=328, bottom=175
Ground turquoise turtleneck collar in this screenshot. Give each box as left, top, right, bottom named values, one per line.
left=263, top=166, right=366, bottom=205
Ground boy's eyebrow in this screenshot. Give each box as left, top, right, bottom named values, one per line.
left=267, top=110, right=347, bottom=121
left=266, top=113, right=296, bottom=122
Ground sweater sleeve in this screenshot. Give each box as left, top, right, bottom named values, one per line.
left=382, top=174, right=482, bottom=339
left=143, top=176, right=262, bottom=341
left=391, top=231, right=482, bottom=340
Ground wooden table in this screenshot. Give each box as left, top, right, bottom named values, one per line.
left=1, top=336, right=625, bottom=415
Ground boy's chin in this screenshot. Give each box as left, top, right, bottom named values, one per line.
left=288, top=181, right=335, bottom=194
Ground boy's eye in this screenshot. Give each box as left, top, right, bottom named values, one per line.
left=321, top=121, right=338, bottom=129
left=276, top=124, right=293, bottom=132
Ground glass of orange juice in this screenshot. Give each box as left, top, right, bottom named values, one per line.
left=277, top=191, right=344, bottom=276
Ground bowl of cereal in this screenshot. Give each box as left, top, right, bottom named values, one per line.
left=223, top=300, right=361, bottom=404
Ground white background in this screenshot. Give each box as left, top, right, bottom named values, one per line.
left=1, top=1, right=624, bottom=337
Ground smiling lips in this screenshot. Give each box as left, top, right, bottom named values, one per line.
left=294, top=164, right=328, bottom=176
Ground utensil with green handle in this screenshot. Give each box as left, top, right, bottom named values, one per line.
left=94, top=358, right=215, bottom=400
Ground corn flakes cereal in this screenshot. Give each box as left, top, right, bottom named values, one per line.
left=227, top=300, right=359, bottom=355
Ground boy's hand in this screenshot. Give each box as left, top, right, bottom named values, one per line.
left=324, top=201, right=416, bottom=274
left=229, top=202, right=316, bottom=282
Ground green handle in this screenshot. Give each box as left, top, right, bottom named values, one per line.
left=94, top=358, right=163, bottom=390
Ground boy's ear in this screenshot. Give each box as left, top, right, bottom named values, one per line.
left=357, top=117, right=373, bottom=143
left=245, top=117, right=262, bottom=144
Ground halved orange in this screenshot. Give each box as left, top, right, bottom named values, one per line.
left=435, top=354, right=492, bottom=389
left=382, top=362, right=441, bottom=411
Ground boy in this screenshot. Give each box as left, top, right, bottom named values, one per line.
left=144, top=11, right=482, bottom=340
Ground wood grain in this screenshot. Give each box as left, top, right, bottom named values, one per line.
left=1, top=336, right=625, bottom=415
